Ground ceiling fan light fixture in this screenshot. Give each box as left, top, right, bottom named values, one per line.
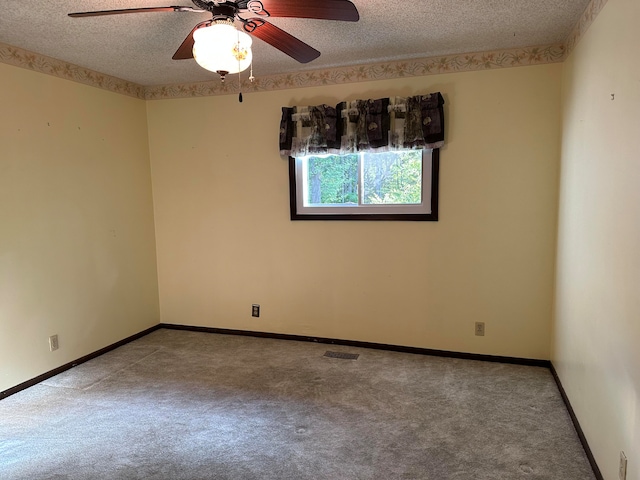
left=68, top=0, right=360, bottom=80
left=192, top=20, right=253, bottom=78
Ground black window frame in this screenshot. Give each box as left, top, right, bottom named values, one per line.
left=288, top=148, right=440, bottom=221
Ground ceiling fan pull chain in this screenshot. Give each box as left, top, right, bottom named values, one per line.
left=241, top=58, right=253, bottom=102
left=237, top=29, right=243, bottom=103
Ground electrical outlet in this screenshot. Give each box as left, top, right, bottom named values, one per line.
left=49, top=335, right=59, bottom=352
left=252, top=304, right=260, bottom=317
left=619, top=451, right=627, bottom=480
left=475, top=322, right=485, bottom=336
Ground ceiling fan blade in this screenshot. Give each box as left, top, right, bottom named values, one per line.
left=246, top=20, right=320, bottom=63
left=172, top=21, right=210, bottom=60
left=246, top=0, right=359, bottom=21
left=68, top=6, right=203, bottom=18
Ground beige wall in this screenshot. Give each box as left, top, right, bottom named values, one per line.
left=2, top=3, right=636, bottom=473
left=0, top=64, right=159, bottom=392
left=554, top=0, right=640, bottom=478
left=147, top=64, right=562, bottom=360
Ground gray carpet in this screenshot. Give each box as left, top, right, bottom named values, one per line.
left=0, top=329, right=596, bottom=480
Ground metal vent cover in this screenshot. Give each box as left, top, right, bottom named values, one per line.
left=324, top=351, right=359, bottom=360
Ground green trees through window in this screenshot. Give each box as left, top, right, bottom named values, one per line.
left=306, top=150, right=422, bottom=206
left=290, top=148, right=438, bottom=220
left=307, top=154, right=358, bottom=205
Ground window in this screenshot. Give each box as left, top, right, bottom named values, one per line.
left=289, top=148, right=439, bottom=221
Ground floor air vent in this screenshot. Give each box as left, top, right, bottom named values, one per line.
left=324, top=351, right=359, bottom=360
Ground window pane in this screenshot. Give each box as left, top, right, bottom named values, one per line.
left=362, top=151, right=422, bottom=205
left=305, top=155, right=358, bottom=205
left=290, top=149, right=437, bottom=220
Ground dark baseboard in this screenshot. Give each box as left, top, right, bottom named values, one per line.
left=0, top=323, right=549, bottom=403
left=550, top=363, right=603, bottom=480
left=1, top=321, right=601, bottom=480
left=158, top=323, right=551, bottom=368
left=163, top=324, right=601, bottom=480
left=0, top=324, right=161, bottom=401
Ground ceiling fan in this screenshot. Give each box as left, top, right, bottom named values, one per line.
left=68, top=0, right=360, bottom=72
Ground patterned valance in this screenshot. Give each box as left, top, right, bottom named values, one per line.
left=279, top=92, right=445, bottom=157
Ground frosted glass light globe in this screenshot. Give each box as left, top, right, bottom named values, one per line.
left=192, top=22, right=253, bottom=76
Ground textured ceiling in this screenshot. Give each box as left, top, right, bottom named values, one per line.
left=0, top=0, right=590, bottom=87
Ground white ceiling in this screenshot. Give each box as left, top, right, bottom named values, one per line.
left=0, top=1, right=590, bottom=87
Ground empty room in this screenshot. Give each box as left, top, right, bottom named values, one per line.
left=1, top=0, right=638, bottom=478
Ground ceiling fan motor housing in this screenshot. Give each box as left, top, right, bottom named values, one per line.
left=191, top=0, right=238, bottom=21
